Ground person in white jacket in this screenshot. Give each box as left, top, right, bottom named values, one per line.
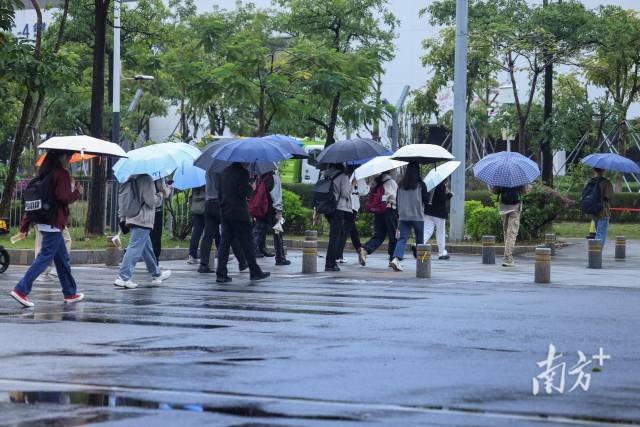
left=337, top=168, right=368, bottom=263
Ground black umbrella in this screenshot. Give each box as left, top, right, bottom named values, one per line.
left=315, top=138, right=390, bottom=164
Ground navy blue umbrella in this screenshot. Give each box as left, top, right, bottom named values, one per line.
left=473, top=151, right=540, bottom=188
left=315, top=138, right=389, bottom=164
left=581, top=153, right=640, bottom=174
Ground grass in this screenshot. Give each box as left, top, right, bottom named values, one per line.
left=552, top=222, right=640, bottom=239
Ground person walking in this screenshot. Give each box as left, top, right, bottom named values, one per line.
left=187, top=185, right=206, bottom=264
left=491, top=185, right=531, bottom=267
left=389, top=163, right=428, bottom=272
left=114, top=174, right=171, bottom=289
left=358, top=171, right=398, bottom=266
left=10, top=150, right=85, bottom=307
left=586, top=167, right=614, bottom=246
left=150, top=178, right=171, bottom=263
left=34, top=228, right=72, bottom=282
left=321, top=164, right=351, bottom=272
left=423, top=179, right=452, bottom=260
left=216, top=162, right=270, bottom=283
left=337, top=169, right=367, bottom=264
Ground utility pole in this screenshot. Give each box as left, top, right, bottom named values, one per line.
left=108, top=0, right=121, bottom=231
left=450, top=0, right=468, bottom=242
left=389, top=85, right=410, bottom=151
left=541, top=0, right=554, bottom=187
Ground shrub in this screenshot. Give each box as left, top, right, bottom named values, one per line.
left=465, top=190, right=494, bottom=206
left=282, top=189, right=314, bottom=235
left=282, top=183, right=314, bottom=208
left=519, top=184, right=576, bottom=241
left=355, top=211, right=374, bottom=238
left=464, top=201, right=502, bottom=241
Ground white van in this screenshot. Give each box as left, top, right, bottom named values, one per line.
left=300, top=144, right=324, bottom=184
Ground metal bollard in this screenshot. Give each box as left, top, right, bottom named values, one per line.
left=305, top=230, right=318, bottom=241
left=545, top=233, right=557, bottom=256
left=482, top=235, right=496, bottom=264
left=535, top=246, right=551, bottom=284
left=588, top=239, right=603, bottom=269
left=416, top=244, right=431, bottom=278
left=105, top=236, right=121, bottom=267
left=615, top=236, right=626, bottom=260
left=302, top=240, right=317, bottom=274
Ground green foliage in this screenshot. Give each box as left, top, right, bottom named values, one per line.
left=282, top=189, right=313, bottom=235
left=465, top=203, right=503, bottom=241
left=519, top=184, right=576, bottom=240
left=282, top=183, right=314, bottom=208
left=356, top=211, right=374, bottom=238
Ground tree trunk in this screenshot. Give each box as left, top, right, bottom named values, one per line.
left=85, top=0, right=110, bottom=236
left=258, top=87, right=266, bottom=136
left=542, top=59, right=554, bottom=187
left=325, top=94, right=341, bottom=147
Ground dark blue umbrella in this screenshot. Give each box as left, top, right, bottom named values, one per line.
left=315, top=138, right=389, bottom=164
left=581, top=153, right=640, bottom=174
left=193, top=139, right=239, bottom=171
left=473, top=151, right=540, bottom=188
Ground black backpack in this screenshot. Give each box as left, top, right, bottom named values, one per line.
left=581, top=178, right=603, bottom=215
left=499, top=187, right=521, bottom=205
left=23, top=174, right=57, bottom=224
left=313, top=174, right=339, bottom=215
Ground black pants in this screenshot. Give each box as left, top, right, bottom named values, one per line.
left=217, top=220, right=262, bottom=278
left=253, top=219, right=287, bottom=263
left=200, top=200, right=246, bottom=268
left=188, top=213, right=205, bottom=258
left=150, top=208, right=163, bottom=262
left=337, top=211, right=362, bottom=260
left=363, top=208, right=398, bottom=261
left=324, top=210, right=348, bottom=268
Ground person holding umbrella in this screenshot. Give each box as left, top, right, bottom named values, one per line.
left=584, top=168, right=614, bottom=246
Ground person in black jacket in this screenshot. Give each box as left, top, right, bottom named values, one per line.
left=423, top=179, right=452, bottom=260
left=216, top=163, right=270, bottom=283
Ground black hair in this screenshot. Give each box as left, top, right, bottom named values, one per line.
left=37, top=150, right=72, bottom=179
left=400, top=162, right=421, bottom=190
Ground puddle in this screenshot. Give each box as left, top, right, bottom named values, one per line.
left=115, top=346, right=249, bottom=357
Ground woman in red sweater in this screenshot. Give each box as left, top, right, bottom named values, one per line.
left=11, top=150, right=85, bottom=308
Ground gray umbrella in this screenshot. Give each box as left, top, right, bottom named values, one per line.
left=315, top=138, right=390, bottom=164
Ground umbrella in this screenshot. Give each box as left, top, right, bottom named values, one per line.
left=473, top=151, right=540, bottom=188
left=113, top=142, right=201, bottom=183
left=208, top=137, right=305, bottom=163
left=354, top=156, right=407, bottom=180
left=39, top=135, right=127, bottom=157
left=423, top=160, right=461, bottom=191
left=194, top=139, right=239, bottom=171
left=36, top=152, right=96, bottom=167
left=390, top=144, right=454, bottom=164
left=252, top=162, right=278, bottom=176
left=315, top=138, right=389, bottom=164
left=581, top=153, right=640, bottom=174
left=172, top=159, right=206, bottom=190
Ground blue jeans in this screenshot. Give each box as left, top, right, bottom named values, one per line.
left=118, top=226, right=160, bottom=281
left=15, top=231, right=77, bottom=297
left=595, top=218, right=609, bottom=247
left=393, top=220, right=424, bottom=260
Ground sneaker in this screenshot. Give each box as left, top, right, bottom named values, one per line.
left=35, top=274, right=50, bottom=283
left=64, top=293, right=84, bottom=303
left=113, top=277, right=139, bottom=289
left=250, top=272, right=271, bottom=281
left=337, top=258, right=348, bottom=264
left=198, top=265, right=215, bottom=273
left=502, top=260, right=515, bottom=267
left=239, top=263, right=249, bottom=272
left=187, top=255, right=199, bottom=265
left=324, top=265, right=340, bottom=272
left=48, top=269, right=58, bottom=278
left=439, top=254, right=450, bottom=260
left=10, top=290, right=34, bottom=308
left=152, top=270, right=172, bottom=285
left=390, top=258, right=403, bottom=272
left=216, top=276, right=232, bottom=283
left=357, top=248, right=367, bottom=266
left=276, top=260, right=291, bottom=266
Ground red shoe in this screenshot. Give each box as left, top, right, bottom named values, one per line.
left=10, top=290, right=34, bottom=308
left=64, top=293, right=85, bottom=304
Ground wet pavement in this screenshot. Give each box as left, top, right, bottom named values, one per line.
left=0, top=239, right=639, bottom=426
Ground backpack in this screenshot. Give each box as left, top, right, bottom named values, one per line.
left=499, top=187, right=521, bottom=205
left=248, top=177, right=270, bottom=219
left=313, top=174, right=339, bottom=215
left=366, top=183, right=387, bottom=214
left=580, top=178, right=603, bottom=216
left=117, top=177, right=142, bottom=219
left=23, top=174, right=57, bottom=224
left=190, top=187, right=206, bottom=215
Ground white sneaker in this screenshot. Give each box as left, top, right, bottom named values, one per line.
left=152, top=270, right=172, bottom=285
left=48, top=269, right=58, bottom=278
left=389, top=258, right=403, bottom=272
left=114, top=277, right=138, bottom=289
left=35, top=275, right=50, bottom=283
left=187, top=256, right=199, bottom=265
left=337, top=258, right=348, bottom=264
left=358, top=248, right=367, bottom=266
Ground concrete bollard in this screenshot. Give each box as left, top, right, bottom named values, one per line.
left=302, top=240, right=317, bottom=274
left=482, top=235, right=496, bottom=265
left=105, top=236, right=121, bottom=267
left=416, top=244, right=431, bottom=278
left=535, top=246, right=551, bottom=284
left=545, top=233, right=557, bottom=256
left=615, top=236, right=626, bottom=260
left=305, top=230, right=318, bottom=242
left=588, top=239, right=603, bottom=269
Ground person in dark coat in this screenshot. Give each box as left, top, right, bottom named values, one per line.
left=423, top=179, right=452, bottom=260
left=216, top=163, right=270, bottom=283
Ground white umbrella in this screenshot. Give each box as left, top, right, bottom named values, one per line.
left=354, top=156, right=407, bottom=180
left=39, top=135, right=128, bottom=158
left=390, top=144, right=454, bottom=164
left=423, top=160, right=461, bottom=191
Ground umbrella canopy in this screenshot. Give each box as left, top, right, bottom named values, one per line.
left=354, top=156, right=407, bottom=181
left=252, top=162, right=278, bottom=176
left=473, top=151, right=540, bottom=188
left=194, top=139, right=239, bottom=171
left=172, top=159, right=206, bottom=190
left=36, top=152, right=96, bottom=167
left=113, top=142, right=201, bottom=183
left=263, top=134, right=305, bottom=149
left=390, top=144, right=454, bottom=164
left=207, top=137, right=305, bottom=163
left=423, top=160, right=461, bottom=191
left=316, top=138, right=389, bottom=164
left=581, top=153, right=640, bottom=174
left=39, top=135, right=128, bottom=157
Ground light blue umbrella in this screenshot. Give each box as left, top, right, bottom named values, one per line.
left=113, top=143, right=201, bottom=183
left=473, top=151, right=540, bottom=188
left=581, top=153, right=640, bottom=174
left=172, top=159, right=206, bottom=190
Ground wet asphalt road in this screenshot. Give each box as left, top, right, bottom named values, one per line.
left=0, top=239, right=639, bottom=426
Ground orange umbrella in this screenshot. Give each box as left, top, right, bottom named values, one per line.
left=35, top=152, right=96, bottom=167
